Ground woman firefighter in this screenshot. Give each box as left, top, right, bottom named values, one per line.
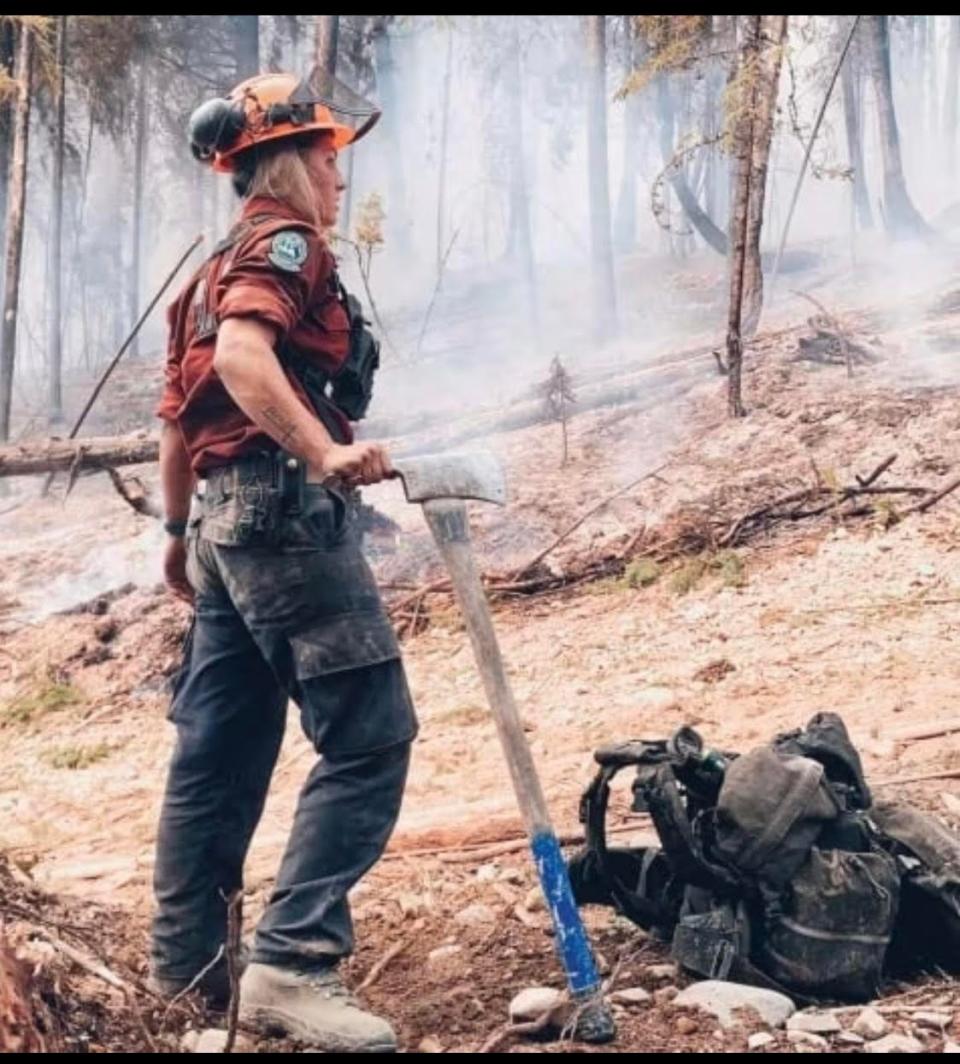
left=150, top=69, right=416, bottom=1053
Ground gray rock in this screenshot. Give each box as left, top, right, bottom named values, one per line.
left=523, top=887, right=545, bottom=913
left=475, top=863, right=499, bottom=883
left=426, top=944, right=463, bottom=976
left=748, top=1032, right=776, bottom=1051
left=674, top=981, right=795, bottom=1030
left=787, top=1030, right=828, bottom=1048
left=865, top=1034, right=925, bottom=1055
left=675, top=1015, right=698, bottom=1036
left=838, top=1031, right=866, bottom=1046
left=914, top=1011, right=952, bottom=1029
left=646, top=963, right=678, bottom=982
left=654, top=986, right=679, bottom=1005
left=852, top=1007, right=889, bottom=1041
left=611, top=987, right=652, bottom=1006
left=181, top=1030, right=200, bottom=1053
left=508, top=987, right=568, bottom=1026
left=943, top=1041, right=960, bottom=1054
left=454, top=903, right=497, bottom=929
left=787, top=1011, right=842, bottom=1036
left=193, top=1029, right=254, bottom=1054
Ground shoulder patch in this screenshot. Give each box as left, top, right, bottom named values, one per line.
left=268, top=230, right=309, bottom=273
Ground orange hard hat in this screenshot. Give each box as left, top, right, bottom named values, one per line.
left=188, top=67, right=380, bottom=173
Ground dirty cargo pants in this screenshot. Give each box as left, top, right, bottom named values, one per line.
left=151, top=466, right=417, bottom=982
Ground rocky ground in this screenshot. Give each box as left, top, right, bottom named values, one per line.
left=3, top=258, right=960, bottom=1051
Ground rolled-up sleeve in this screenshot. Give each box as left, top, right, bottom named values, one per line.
left=217, top=223, right=324, bottom=339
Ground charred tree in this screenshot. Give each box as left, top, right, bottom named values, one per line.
left=656, top=73, right=728, bottom=256
left=864, top=15, right=931, bottom=239
left=0, top=25, right=33, bottom=442
left=129, top=59, right=148, bottom=359
left=436, top=26, right=454, bottom=278
left=48, top=15, right=68, bottom=425
left=614, top=16, right=642, bottom=252
left=945, top=16, right=960, bottom=177
left=370, top=17, right=412, bottom=257
left=233, top=15, right=260, bottom=78
left=505, top=18, right=538, bottom=333
left=725, top=15, right=787, bottom=416
left=585, top=15, right=618, bottom=340
left=316, top=15, right=339, bottom=75
left=0, top=20, right=15, bottom=272
left=740, top=15, right=787, bottom=339
left=840, top=23, right=874, bottom=230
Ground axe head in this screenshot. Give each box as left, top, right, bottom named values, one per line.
left=392, top=450, right=507, bottom=506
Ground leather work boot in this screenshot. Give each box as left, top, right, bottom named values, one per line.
left=239, top=963, right=397, bottom=1053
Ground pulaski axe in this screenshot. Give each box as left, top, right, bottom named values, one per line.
left=391, top=450, right=615, bottom=1044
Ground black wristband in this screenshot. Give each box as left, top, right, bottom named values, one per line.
left=164, top=519, right=188, bottom=538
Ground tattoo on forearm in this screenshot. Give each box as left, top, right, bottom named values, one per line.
left=262, top=405, right=300, bottom=448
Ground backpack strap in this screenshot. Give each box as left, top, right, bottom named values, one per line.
left=579, top=746, right=679, bottom=929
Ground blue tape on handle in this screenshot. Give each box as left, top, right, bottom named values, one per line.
left=531, top=831, right=601, bottom=997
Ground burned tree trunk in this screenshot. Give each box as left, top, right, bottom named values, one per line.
left=129, top=59, right=148, bottom=360
left=585, top=15, right=618, bottom=341
left=0, top=25, right=33, bottom=443
left=316, top=15, right=339, bottom=75
left=656, top=73, right=729, bottom=256
left=725, top=17, right=759, bottom=420
left=614, top=16, right=642, bottom=252
left=371, top=17, right=412, bottom=257
left=48, top=15, right=68, bottom=426
left=945, top=16, right=960, bottom=177
left=725, top=15, right=787, bottom=416
left=505, top=18, right=538, bottom=334
left=436, top=26, right=454, bottom=277
left=864, top=15, right=930, bottom=239
left=740, top=14, right=787, bottom=339
left=0, top=431, right=159, bottom=478
left=840, top=25, right=874, bottom=231
left=0, top=20, right=15, bottom=289
left=233, top=15, right=260, bottom=78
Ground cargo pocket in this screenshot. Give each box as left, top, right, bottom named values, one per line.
left=289, top=609, right=399, bottom=679
left=289, top=610, right=415, bottom=756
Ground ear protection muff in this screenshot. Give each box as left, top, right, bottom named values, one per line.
left=187, top=97, right=246, bottom=162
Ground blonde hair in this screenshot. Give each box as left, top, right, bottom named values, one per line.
left=233, top=133, right=332, bottom=231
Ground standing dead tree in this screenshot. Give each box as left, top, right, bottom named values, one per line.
left=725, top=14, right=788, bottom=418
left=48, top=15, right=67, bottom=426
left=585, top=15, right=618, bottom=342
left=0, top=20, right=36, bottom=442
left=316, top=15, right=339, bottom=75
left=863, top=15, right=931, bottom=239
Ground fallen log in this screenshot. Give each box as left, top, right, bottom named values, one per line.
left=0, top=432, right=158, bottom=478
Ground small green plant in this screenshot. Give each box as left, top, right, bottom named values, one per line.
left=715, top=549, right=747, bottom=589
left=873, top=498, right=902, bottom=530
left=624, top=558, right=662, bottom=589
left=670, top=557, right=707, bottom=595
left=43, top=743, right=112, bottom=770
left=2, top=678, right=83, bottom=726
